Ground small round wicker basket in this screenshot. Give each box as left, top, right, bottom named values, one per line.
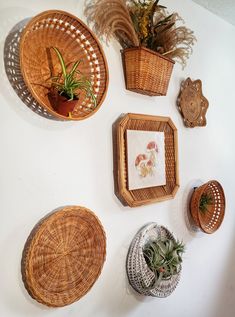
left=20, top=10, right=109, bottom=121
left=190, top=180, right=225, bottom=234
left=126, top=223, right=181, bottom=297
left=21, top=206, right=106, bottom=307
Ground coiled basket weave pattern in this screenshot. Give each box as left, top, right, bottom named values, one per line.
left=20, top=10, right=109, bottom=120
left=126, top=223, right=181, bottom=297
left=21, top=206, right=106, bottom=307
left=190, top=180, right=225, bottom=234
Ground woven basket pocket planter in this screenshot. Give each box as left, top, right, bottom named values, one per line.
left=21, top=206, right=106, bottom=307
left=20, top=10, right=109, bottom=121
left=190, top=180, right=225, bottom=234
left=126, top=223, right=181, bottom=297
left=122, top=47, right=175, bottom=96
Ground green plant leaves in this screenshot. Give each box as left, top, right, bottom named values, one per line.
left=143, top=237, right=185, bottom=290
left=50, top=47, right=96, bottom=106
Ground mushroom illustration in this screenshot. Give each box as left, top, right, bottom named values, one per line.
left=135, top=154, right=147, bottom=167
left=147, top=141, right=158, bottom=168
left=135, top=154, right=149, bottom=177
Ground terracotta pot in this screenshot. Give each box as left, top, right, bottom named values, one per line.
left=48, top=92, right=78, bottom=117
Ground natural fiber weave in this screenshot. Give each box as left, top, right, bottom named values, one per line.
left=126, top=223, right=181, bottom=297
left=20, top=10, right=109, bottom=121
left=122, top=47, right=174, bottom=96
left=190, top=181, right=225, bottom=234
left=113, top=113, right=179, bottom=207
left=21, top=206, right=106, bottom=307
left=177, top=78, right=209, bottom=127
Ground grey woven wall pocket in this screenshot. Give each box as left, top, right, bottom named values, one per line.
left=126, top=223, right=183, bottom=297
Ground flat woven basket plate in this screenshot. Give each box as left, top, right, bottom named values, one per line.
left=113, top=113, right=179, bottom=207
left=21, top=206, right=106, bottom=307
left=20, top=10, right=109, bottom=120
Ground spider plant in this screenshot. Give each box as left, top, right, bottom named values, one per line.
left=199, top=193, right=213, bottom=214
left=143, top=237, right=185, bottom=290
left=51, top=47, right=96, bottom=106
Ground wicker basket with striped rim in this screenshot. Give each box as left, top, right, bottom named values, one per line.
left=126, top=223, right=181, bottom=297
left=20, top=10, right=109, bottom=121
left=122, top=47, right=175, bottom=96
left=21, top=206, right=106, bottom=307
left=190, top=180, right=226, bottom=234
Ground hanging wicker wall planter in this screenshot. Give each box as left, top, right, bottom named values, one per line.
left=122, top=47, right=175, bottom=96
left=21, top=206, right=106, bottom=307
left=126, top=223, right=182, bottom=297
left=190, top=180, right=225, bottom=234
left=20, top=10, right=109, bottom=121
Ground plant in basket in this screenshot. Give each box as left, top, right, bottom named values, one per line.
left=143, top=237, right=185, bottom=289
left=199, top=193, right=213, bottom=214
left=85, top=0, right=196, bottom=96
left=48, top=47, right=96, bottom=117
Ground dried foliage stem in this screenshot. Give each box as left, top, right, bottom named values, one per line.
left=85, top=0, right=139, bottom=47
left=85, top=0, right=196, bottom=68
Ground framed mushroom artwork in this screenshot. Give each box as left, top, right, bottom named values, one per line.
left=126, top=130, right=166, bottom=190
left=113, top=113, right=179, bottom=207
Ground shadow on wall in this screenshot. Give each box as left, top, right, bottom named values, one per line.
left=211, top=232, right=235, bottom=317
left=4, top=18, right=59, bottom=121
left=168, top=179, right=205, bottom=244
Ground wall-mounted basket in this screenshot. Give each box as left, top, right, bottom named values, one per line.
left=21, top=206, right=106, bottom=307
left=190, top=180, right=225, bottom=234
left=113, top=113, right=179, bottom=207
left=20, top=10, right=109, bottom=121
left=177, top=78, right=209, bottom=127
left=126, top=223, right=181, bottom=297
left=122, top=47, right=175, bottom=96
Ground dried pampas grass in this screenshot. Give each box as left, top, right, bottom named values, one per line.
left=85, top=0, right=196, bottom=68
left=85, top=0, right=139, bottom=47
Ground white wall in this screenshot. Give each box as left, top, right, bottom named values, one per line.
left=0, top=1, right=235, bottom=316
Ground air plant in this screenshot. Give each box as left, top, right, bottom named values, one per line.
left=51, top=47, right=96, bottom=106
left=199, top=193, right=213, bottom=214
left=143, top=237, right=185, bottom=289
left=85, top=0, right=196, bottom=68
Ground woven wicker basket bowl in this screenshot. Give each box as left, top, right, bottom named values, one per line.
left=21, top=206, right=106, bottom=307
left=126, top=223, right=181, bottom=297
left=20, top=10, right=109, bottom=121
left=122, top=47, right=175, bottom=96
left=190, top=181, right=225, bottom=234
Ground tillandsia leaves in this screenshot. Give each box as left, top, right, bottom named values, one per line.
left=199, top=193, right=213, bottom=214
left=85, top=0, right=196, bottom=68
left=51, top=47, right=96, bottom=106
left=143, top=238, right=185, bottom=290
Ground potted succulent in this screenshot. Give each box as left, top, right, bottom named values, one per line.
left=48, top=47, right=96, bottom=117
left=85, top=0, right=196, bottom=96
left=143, top=237, right=185, bottom=289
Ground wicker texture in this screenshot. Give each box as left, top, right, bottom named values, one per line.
left=190, top=181, right=225, bottom=234
left=177, top=78, right=209, bottom=127
left=21, top=206, right=106, bottom=307
left=20, top=10, right=109, bottom=121
left=126, top=223, right=181, bottom=297
left=113, top=113, right=179, bottom=207
left=122, top=47, right=175, bottom=96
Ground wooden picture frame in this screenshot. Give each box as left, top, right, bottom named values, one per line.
left=113, top=113, right=179, bottom=207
